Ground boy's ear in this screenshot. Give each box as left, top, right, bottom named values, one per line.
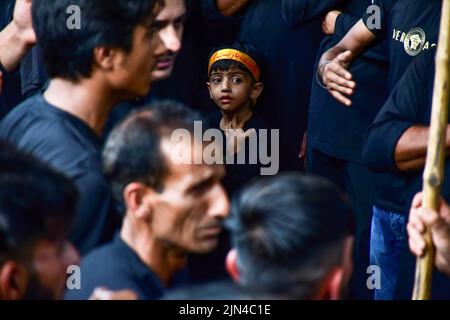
left=225, top=249, right=240, bottom=283
left=123, top=182, right=156, bottom=221
left=0, top=261, right=28, bottom=300
left=206, top=82, right=213, bottom=99
left=251, top=82, right=264, bottom=104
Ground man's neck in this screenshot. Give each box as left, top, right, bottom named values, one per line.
left=43, top=77, right=118, bottom=135
left=120, top=218, right=187, bottom=287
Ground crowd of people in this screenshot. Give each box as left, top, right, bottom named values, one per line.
left=0, top=0, right=450, bottom=300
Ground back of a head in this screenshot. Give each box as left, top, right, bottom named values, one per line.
left=0, top=141, right=77, bottom=266
left=31, top=0, right=163, bottom=81
left=227, top=173, right=354, bottom=299
left=103, top=100, right=200, bottom=206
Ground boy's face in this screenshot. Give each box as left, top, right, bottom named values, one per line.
left=207, top=67, right=263, bottom=114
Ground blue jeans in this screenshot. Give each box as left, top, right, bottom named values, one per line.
left=370, top=206, right=407, bottom=300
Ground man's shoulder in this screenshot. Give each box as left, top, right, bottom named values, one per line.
left=0, top=95, right=100, bottom=174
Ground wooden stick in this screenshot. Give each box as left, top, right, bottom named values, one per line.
left=413, top=0, right=450, bottom=300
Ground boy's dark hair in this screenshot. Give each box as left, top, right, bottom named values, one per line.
left=208, top=42, right=264, bottom=82
left=226, top=173, right=354, bottom=299
left=103, top=100, right=200, bottom=205
left=32, top=0, right=163, bottom=81
left=0, top=141, right=78, bottom=266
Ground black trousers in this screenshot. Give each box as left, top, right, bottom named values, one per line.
left=307, top=145, right=374, bottom=300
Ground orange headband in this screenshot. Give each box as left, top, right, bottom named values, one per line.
left=208, top=49, right=260, bottom=81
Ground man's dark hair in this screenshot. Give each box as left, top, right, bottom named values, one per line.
left=0, top=141, right=78, bottom=266
left=208, top=42, right=264, bottom=82
left=226, top=173, right=354, bottom=299
left=103, top=100, right=200, bottom=206
left=32, top=0, right=163, bottom=81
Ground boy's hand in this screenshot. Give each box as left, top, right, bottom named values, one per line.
left=13, top=0, right=37, bottom=47
left=407, top=193, right=450, bottom=277
left=320, top=50, right=356, bottom=106
left=322, top=10, right=341, bottom=35
left=224, top=114, right=256, bottom=155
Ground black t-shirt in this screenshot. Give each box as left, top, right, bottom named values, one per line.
left=0, top=93, right=117, bottom=254
left=363, top=0, right=441, bottom=89
left=361, top=0, right=442, bottom=213
left=308, top=0, right=389, bottom=163
left=64, top=234, right=187, bottom=300
left=205, top=110, right=268, bottom=197
left=238, top=0, right=339, bottom=170
left=364, top=51, right=450, bottom=214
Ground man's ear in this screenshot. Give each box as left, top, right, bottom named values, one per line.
left=0, top=261, right=28, bottom=300
left=123, top=182, right=156, bottom=220
left=93, top=46, right=117, bottom=71
left=206, top=82, right=213, bottom=99
left=251, top=82, right=264, bottom=104
left=225, top=249, right=240, bottom=282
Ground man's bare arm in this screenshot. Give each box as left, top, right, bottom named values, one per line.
left=395, top=125, right=450, bottom=172
left=216, top=0, right=253, bottom=16
left=0, top=0, right=36, bottom=72
left=318, top=19, right=376, bottom=106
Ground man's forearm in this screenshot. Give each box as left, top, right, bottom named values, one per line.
left=216, top=0, right=253, bottom=16
left=395, top=125, right=450, bottom=172
left=0, top=21, right=32, bottom=72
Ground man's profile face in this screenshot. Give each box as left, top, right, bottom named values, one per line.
left=151, top=0, right=186, bottom=81
left=148, top=138, right=230, bottom=254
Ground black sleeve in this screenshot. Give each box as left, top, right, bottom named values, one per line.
left=362, top=0, right=394, bottom=39
left=282, top=0, right=346, bottom=28
left=333, top=12, right=360, bottom=40
left=363, top=52, right=432, bottom=173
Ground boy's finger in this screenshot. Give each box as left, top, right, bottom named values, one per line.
left=411, top=192, right=424, bottom=209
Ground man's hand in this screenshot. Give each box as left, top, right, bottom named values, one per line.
left=322, top=10, right=341, bottom=35
left=407, top=193, right=450, bottom=277
left=89, top=287, right=139, bottom=300
left=13, top=0, right=36, bottom=47
left=319, top=50, right=356, bottom=106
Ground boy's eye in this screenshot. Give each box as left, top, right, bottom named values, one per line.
left=232, top=77, right=243, bottom=84
left=211, top=77, right=222, bottom=84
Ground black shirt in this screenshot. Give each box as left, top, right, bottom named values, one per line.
left=205, top=110, right=268, bottom=197
left=238, top=0, right=339, bottom=170
left=361, top=0, right=442, bottom=213
left=363, top=0, right=441, bottom=90
left=0, top=93, right=117, bottom=254
left=65, top=235, right=186, bottom=300
left=308, top=0, right=389, bottom=163
left=364, top=51, right=450, bottom=214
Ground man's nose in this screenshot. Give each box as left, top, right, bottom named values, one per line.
left=208, top=183, right=230, bottom=220
left=160, top=25, right=182, bottom=53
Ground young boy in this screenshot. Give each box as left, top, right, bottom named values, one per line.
left=206, top=42, right=266, bottom=196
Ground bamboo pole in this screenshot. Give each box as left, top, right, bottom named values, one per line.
left=412, top=0, right=450, bottom=300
